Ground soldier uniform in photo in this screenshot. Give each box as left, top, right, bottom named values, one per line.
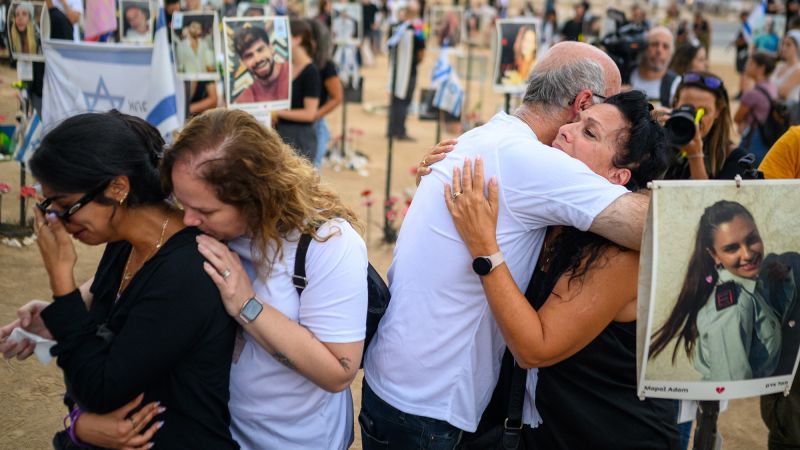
left=693, top=267, right=782, bottom=381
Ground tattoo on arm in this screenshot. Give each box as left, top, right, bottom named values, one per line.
left=272, top=352, right=297, bottom=370
left=338, top=357, right=352, bottom=372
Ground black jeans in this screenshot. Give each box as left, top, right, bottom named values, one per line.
left=388, top=74, right=416, bottom=138
left=360, top=380, right=464, bottom=450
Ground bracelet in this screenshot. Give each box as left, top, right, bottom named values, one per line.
left=64, top=406, right=91, bottom=448
left=687, top=153, right=705, bottom=160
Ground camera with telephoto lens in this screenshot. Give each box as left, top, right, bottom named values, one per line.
left=665, top=104, right=698, bottom=147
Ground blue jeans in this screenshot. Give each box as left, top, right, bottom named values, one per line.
left=360, top=380, right=464, bottom=450
left=314, top=118, right=330, bottom=168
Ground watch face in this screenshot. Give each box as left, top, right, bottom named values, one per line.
left=241, top=298, right=263, bottom=321
left=472, top=257, right=492, bottom=276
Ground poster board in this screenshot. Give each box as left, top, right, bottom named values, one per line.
left=222, top=16, right=291, bottom=113
left=172, top=11, right=220, bottom=80
left=493, top=18, right=540, bottom=94
left=119, top=0, right=153, bottom=43
left=426, top=5, right=464, bottom=49
left=7, top=1, right=46, bottom=61
left=637, top=180, right=800, bottom=401
left=331, top=2, right=362, bottom=45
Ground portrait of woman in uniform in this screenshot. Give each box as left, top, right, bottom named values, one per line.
left=649, top=200, right=800, bottom=382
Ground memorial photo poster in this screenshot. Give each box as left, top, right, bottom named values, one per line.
left=637, top=180, right=800, bottom=401
left=172, top=11, right=220, bottom=80
left=426, top=5, right=463, bottom=49
left=236, top=2, right=273, bottom=17
left=7, top=1, right=45, bottom=61
left=223, top=16, right=291, bottom=112
left=119, top=0, right=153, bottom=43
left=331, top=2, right=361, bottom=45
left=493, top=18, right=539, bottom=93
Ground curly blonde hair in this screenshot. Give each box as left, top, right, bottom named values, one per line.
left=163, top=108, right=360, bottom=274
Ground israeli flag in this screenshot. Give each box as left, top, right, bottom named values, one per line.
left=42, top=0, right=181, bottom=138
left=431, top=48, right=463, bottom=116
left=743, top=0, right=767, bottom=43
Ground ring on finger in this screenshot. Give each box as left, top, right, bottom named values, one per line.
left=221, top=269, right=232, bottom=279
left=421, top=157, right=428, bottom=166
left=128, top=417, right=138, bottom=430
left=452, top=191, right=462, bottom=200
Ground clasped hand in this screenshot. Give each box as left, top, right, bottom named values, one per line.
left=196, top=235, right=254, bottom=318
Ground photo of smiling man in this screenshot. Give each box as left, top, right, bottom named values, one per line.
left=223, top=17, right=291, bottom=111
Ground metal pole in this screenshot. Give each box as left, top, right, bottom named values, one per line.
left=464, top=35, right=473, bottom=130
left=19, top=162, right=26, bottom=226
left=340, top=79, right=348, bottom=158
left=692, top=400, right=720, bottom=450
left=383, top=42, right=399, bottom=243
left=435, top=109, right=442, bottom=144
left=504, top=93, right=511, bottom=114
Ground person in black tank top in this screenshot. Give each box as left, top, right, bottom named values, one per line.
left=438, top=91, right=680, bottom=449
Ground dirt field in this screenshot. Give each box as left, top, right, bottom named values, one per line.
left=0, top=20, right=772, bottom=450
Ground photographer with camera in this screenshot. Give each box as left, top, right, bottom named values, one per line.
left=663, top=71, right=744, bottom=180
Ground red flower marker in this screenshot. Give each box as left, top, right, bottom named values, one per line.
left=0, top=182, right=10, bottom=194
left=20, top=186, right=37, bottom=198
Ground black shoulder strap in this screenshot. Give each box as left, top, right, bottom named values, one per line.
left=293, top=234, right=313, bottom=296
left=753, top=84, right=774, bottom=106
left=502, top=362, right=528, bottom=449
left=660, top=70, right=678, bottom=107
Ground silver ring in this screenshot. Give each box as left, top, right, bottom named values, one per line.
left=221, top=269, right=232, bottom=279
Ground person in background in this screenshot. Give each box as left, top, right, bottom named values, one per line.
left=754, top=17, right=781, bottom=55
left=387, top=0, right=425, bottom=142
left=362, top=0, right=379, bottom=63
left=759, top=126, right=800, bottom=178
left=669, top=42, right=709, bottom=76
left=52, top=0, right=82, bottom=41
left=317, top=0, right=332, bottom=29
left=539, top=9, right=557, bottom=56
left=308, top=18, right=343, bottom=168
left=560, top=2, right=585, bottom=42
left=692, top=10, right=710, bottom=55
left=734, top=11, right=751, bottom=99
left=629, top=26, right=680, bottom=107
left=630, top=4, right=651, bottom=30
left=734, top=52, right=778, bottom=163
left=275, top=18, right=321, bottom=161
left=771, top=31, right=800, bottom=112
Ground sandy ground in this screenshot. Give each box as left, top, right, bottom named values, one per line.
left=0, top=16, right=773, bottom=449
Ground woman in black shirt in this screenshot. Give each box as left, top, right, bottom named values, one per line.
left=309, top=18, right=343, bottom=168
left=0, top=112, right=238, bottom=450
left=276, top=18, right=321, bottom=161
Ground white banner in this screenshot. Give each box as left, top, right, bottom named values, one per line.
left=42, top=1, right=181, bottom=137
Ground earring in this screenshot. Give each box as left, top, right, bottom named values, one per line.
left=715, top=262, right=723, bottom=270
left=119, top=193, right=128, bottom=206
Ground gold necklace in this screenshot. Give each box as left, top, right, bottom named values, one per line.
left=117, top=216, right=170, bottom=298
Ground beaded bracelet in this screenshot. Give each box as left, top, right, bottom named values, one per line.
left=687, top=153, right=705, bottom=159
left=64, top=406, right=91, bottom=448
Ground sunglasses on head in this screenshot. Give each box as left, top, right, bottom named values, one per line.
left=682, top=73, right=723, bottom=90
left=36, top=181, right=110, bottom=223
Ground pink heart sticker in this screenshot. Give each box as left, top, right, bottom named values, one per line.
left=705, top=275, right=713, bottom=284
left=715, top=387, right=725, bottom=394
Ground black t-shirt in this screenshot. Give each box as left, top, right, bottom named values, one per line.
left=319, top=60, right=338, bottom=107
left=30, top=7, right=74, bottom=98
left=363, top=3, right=378, bottom=31
left=41, top=227, right=238, bottom=450
left=281, top=63, right=321, bottom=125
left=561, top=18, right=583, bottom=41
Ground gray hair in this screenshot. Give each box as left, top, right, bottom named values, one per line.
left=522, top=58, right=606, bottom=110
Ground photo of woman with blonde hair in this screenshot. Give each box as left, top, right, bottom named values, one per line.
left=8, top=1, right=41, bottom=59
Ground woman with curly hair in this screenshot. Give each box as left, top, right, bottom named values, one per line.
left=10, top=2, right=40, bottom=57
left=162, top=108, right=367, bottom=450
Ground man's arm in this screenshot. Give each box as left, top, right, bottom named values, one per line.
left=588, top=191, right=649, bottom=251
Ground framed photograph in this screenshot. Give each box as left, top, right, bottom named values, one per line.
left=637, top=180, right=800, bottom=401
left=236, top=2, right=273, bottom=17
left=222, top=16, right=291, bottom=113
left=331, top=2, right=361, bottom=45
left=172, top=11, right=220, bottom=80
left=426, top=5, right=464, bottom=49
left=493, top=18, right=540, bottom=94
left=7, top=1, right=45, bottom=62
left=303, top=0, right=318, bottom=18
left=119, top=0, right=153, bottom=43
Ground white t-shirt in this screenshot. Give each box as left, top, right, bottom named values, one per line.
left=51, top=0, right=83, bottom=41
left=363, top=112, right=629, bottom=432
left=630, top=69, right=681, bottom=106
left=227, top=219, right=368, bottom=450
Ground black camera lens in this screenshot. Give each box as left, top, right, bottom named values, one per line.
left=665, top=105, right=697, bottom=147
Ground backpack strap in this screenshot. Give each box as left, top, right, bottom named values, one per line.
left=501, top=361, right=528, bottom=449
left=751, top=84, right=775, bottom=126
left=659, top=70, right=678, bottom=107
left=293, top=233, right=313, bottom=296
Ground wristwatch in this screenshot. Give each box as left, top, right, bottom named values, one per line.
left=238, top=297, right=263, bottom=324
left=472, top=251, right=505, bottom=276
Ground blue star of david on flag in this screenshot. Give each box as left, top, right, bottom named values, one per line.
left=83, top=77, right=125, bottom=111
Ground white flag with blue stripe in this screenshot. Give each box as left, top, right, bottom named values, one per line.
left=744, top=0, right=767, bottom=43
left=42, top=0, right=181, bottom=137
left=430, top=48, right=463, bottom=116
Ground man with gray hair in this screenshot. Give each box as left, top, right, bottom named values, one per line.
left=629, top=25, right=680, bottom=106
left=360, top=41, right=648, bottom=448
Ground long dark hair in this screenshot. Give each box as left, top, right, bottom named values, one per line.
left=307, top=18, right=332, bottom=68
left=29, top=111, right=167, bottom=208
left=290, top=18, right=315, bottom=59
left=546, top=90, right=668, bottom=288
left=649, top=201, right=756, bottom=362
